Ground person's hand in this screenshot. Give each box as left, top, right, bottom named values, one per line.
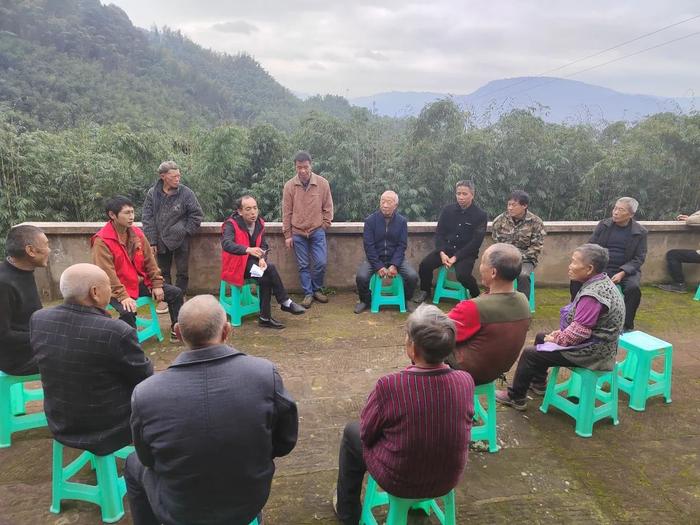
left=440, top=251, right=452, bottom=268
left=377, top=267, right=388, bottom=278
left=611, top=271, right=625, bottom=284
left=388, top=265, right=398, bottom=277
left=544, top=332, right=556, bottom=343
left=677, top=214, right=689, bottom=221
left=258, top=258, right=267, bottom=270
left=151, top=246, right=157, bottom=257
left=448, top=256, right=457, bottom=265
left=285, top=238, right=294, bottom=250
left=120, top=297, right=137, bottom=313
left=152, top=287, right=165, bottom=302
left=246, top=247, right=265, bottom=258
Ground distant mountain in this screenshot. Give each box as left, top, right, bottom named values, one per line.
left=0, top=0, right=353, bottom=131
left=351, top=78, right=696, bottom=124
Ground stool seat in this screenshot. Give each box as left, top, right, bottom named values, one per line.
left=471, top=381, right=499, bottom=453
left=219, top=280, right=261, bottom=326
left=51, top=441, right=133, bottom=523
left=369, top=274, right=406, bottom=313
left=539, top=365, right=619, bottom=438
left=0, top=372, right=47, bottom=447
left=107, top=296, right=164, bottom=344
left=618, top=330, right=672, bottom=411
left=432, top=266, right=468, bottom=304
left=360, top=475, right=456, bottom=525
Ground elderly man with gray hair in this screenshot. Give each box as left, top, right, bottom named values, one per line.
left=334, top=304, right=474, bottom=524
left=30, top=263, right=153, bottom=455
left=125, top=295, right=298, bottom=525
left=570, top=197, right=646, bottom=332
left=354, top=190, right=419, bottom=314
left=142, top=160, right=203, bottom=310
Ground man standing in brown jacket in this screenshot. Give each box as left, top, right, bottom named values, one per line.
left=282, top=151, right=334, bottom=308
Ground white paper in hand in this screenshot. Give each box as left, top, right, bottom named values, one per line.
left=250, top=264, right=266, bottom=278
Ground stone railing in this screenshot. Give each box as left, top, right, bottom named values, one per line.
left=26, top=221, right=700, bottom=301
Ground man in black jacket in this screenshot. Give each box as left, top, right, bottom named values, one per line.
left=30, top=263, right=153, bottom=455
left=570, top=197, right=647, bottom=331
left=415, top=180, right=488, bottom=301
left=125, top=295, right=299, bottom=525
left=142, top=161, right=203, bottom=305
left=0, top=225, right=50, bottom=375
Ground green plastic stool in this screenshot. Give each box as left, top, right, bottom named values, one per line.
left=107, top=296, right=164, bottom=344
left=694, top=283, right=700, bottom=301
left=360, top=475, right=456, bottom=525
left=219, top=279, right=261, bottom=326
left=539, top=365, right=619, bottom=438
left=471, top=381, right=499, bottom=453
left=51, top=441, right=134, bottom=523
left=0, top=372, right=47, bottom=447
left=369, top=274, right=406, bottom=313
left=432, top=266, right=469, bottom=304
left=512, top=271, right=535, bottom=313
left=617, top=331, right=672, bottom=411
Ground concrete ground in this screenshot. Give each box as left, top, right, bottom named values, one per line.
left=1, top=287, right=699, bottom=524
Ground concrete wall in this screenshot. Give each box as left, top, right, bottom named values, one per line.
left=26, top=221, right=700, bottom=301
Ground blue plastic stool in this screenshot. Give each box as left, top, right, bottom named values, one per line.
left=369, top=274, right=406, bottom=313
left=539, top=365, right=619, bottom=438
left=617, top=331, right=672, bottom=411
left=107, top=296, right=164, bottom=344
left=513, top=271, right=536, bottom=313
left=360, top=475, right=456, bottom=525
left=219, top=279, right=261, bottom=326
left=694, top=283, right=700, bottom=301
left=0, top=372, right=47, bottom=447
left=432, top=266, right=469, bottom=304
left=471, top=381, right=499, bottom=453
left=51, top=441, right=134, bottom=523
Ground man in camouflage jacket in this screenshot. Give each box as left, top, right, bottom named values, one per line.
left=491, top=190, right=545, bottom=299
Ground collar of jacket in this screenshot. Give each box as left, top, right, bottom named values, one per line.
left=169, top=344, right=243, bottom=368
left=293, top=173, right=319, bottom=187
left=59, top=302, right=111, bottom=317
left=154, top=178, right=181, bottom=196
left=600, top=217, right=646, bottom=234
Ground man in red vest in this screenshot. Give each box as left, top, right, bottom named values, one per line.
left=222, top=195, right=305, bottom=329
left=92, top=195, right=183, bottom=341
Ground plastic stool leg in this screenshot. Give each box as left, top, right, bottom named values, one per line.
left=50, top=440, right=64, bottom=513
left=628, top=352, right=652, bottom=411
left=10, top=383, right=26, bottom=415
left=663, top=348, right=673, bottom=403
left=574, top=372, right=595, bottom=438
left=93, top=455, right=125, bottom=523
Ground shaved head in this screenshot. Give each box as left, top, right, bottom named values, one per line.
left=60, top=263, right=110, bottom=302
left=177, top=295, right=227, bottom=348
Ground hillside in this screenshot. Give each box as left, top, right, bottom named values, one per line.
left=0, top=0, right=354, bottom=131
left=352, top=77, right=696, bottom=124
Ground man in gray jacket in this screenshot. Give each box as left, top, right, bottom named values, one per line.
left=142, top=161, right=203, bottom=305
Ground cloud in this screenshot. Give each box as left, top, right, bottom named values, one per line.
left=308, top=62, right=327, bottom=71
left=356, top=50, right=388, bottom=61
left=210, top=20, right=258, bottom=34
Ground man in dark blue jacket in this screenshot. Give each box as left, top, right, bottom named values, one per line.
left=354, top=191, right=418, bottom=314
left=125, top=295, right=298, bottom=525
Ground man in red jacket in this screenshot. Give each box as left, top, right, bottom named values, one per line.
left=92, top=195, right=183, bottom=341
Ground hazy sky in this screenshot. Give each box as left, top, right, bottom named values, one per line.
left=107, top=1, right=700, bottom=98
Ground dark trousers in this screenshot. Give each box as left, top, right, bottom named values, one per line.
left=508, top=345, right=578, bottom=400
left=516, top=262, right=535, bottom=299
left=355, top=261, right=419, bottom=304
left=569, top=271, right=640, bottom=330
left=419, top=250, right=480, bottom=298
left=109, top=282, right=183, bottom=330
left=245, top=260, right=289, bottom=320
left=666, top=249, right=700, bottom=284
left=157, top=240, right=190, bottom=295
left=336, top=421, right=366, bottom=525
left=125, top=453, right=163, bottom=525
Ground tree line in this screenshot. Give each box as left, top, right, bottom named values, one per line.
left=1, top=99, right=699, bottom=254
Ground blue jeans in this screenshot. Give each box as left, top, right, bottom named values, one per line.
left=293, top=228, right=328, bottom=295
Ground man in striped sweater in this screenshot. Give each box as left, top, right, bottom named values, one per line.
left=334, top=304, right=475, bottom=525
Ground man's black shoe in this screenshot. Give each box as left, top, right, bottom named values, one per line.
left=412, top=290, right=428, bottom=303
left=258, top=317, right=285, bottom=329
left=281, top=301, right=305, bottom=315
left=354, top=302, right=369, bottom=314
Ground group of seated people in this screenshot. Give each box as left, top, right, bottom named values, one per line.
left=1, top=161, right=699, bottom=523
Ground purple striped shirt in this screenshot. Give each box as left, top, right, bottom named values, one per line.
left=360, top=366, right=475, bottom=498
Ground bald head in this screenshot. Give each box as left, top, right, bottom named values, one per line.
left=176, top=295, right=228, bottom=348
left=483, top=243, right=523, bottom=282
left=379, top=190, right=399, bottom=217
left=60, top=264, right=111, bottom=307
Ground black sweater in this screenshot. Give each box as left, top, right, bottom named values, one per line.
left=435, top=203, right=488, bottom=259
left=0, top=260, right=42, bottom=374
